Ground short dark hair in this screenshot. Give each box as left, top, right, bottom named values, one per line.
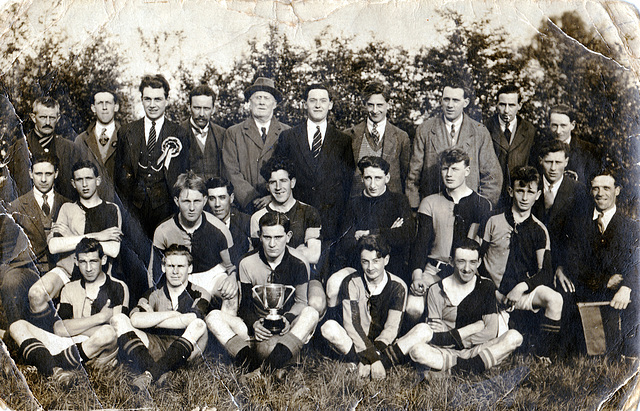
left=72, top=160, right=99, bottom=178
left=357, top=234, right=391, bottom=259
left=259, top=211, right=290, bottom=233
left=443, top=78, right=470, bottom=99
left=357, top=156, right=390, bottom=175
left=538, top=139, right=570, bottom=160
left=590, top=168, right=621, bottom=188
left=139, top=74, right=170, bottom=98
left=260, top=156, right=296, bottom=181
left=189, top=84, right=217, bottom=105
left=440, top=147, right=470, bottom=167
left=549, top=104, right=575, bottom=122
left=205, top=177, right=234, bottom=195
left=510, top=165, right=540, bottom=189
left=173, top=171, right=207, bottom=198
left=362, top=81, right=389, bottom=102
left=75, top=237, right=104, bottom=259
left=90, top=87, right=118, bottom=104
left=452, top=238, right=481, bottom=259
left=496, top=84, right=520, bottom=103
left=162, top=244, right=193, bottom=266
left=31, top=153, right=59, bottom=171
left=303, top=83, right=332, bottom=101
left=32, top=96, right=60, bottom=112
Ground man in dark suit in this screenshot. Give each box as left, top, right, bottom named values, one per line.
left=9, top=153, right=69, bottom=274
left=24, top=97, right=86, bottom=200
left=546, top=104, right=601, bottom=185
left=74, top=88, right=120, bottom=202
left=115, top=74, right=190, bottom=238
left=222, top=77, right=289, bottom=213
left=346, top=81, right=410, bottom=197
left=485, top=85, right=538, bottom=210
left=182, top=85, right=226, bottom=182
left=565, top=170, right=639, bottom=357
left=274, top=83, right=355, bottom=315
left=406, top=81, right=502, bottom=209
left=206, top=177, right=251, bottom=268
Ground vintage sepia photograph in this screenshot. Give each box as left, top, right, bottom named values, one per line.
left=0, top=0, right=639, bottom=409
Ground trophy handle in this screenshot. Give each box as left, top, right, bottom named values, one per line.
left=252, top=285, right=269, bottom=310
left=281, top=285, right=296, bottom=307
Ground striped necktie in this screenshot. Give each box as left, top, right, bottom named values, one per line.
left=312, top=126, right=322, bottom=158
left=148, top=121, right=157, bottom=154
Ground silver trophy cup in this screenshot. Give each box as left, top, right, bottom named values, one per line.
left=252, top=284, right=296, bottom=333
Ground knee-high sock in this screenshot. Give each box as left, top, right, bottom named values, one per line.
left=52, top=344, right=83, bottom=369
left=264, top=333, right=303, bottom=370
left=19, top=338, right=54, bottom=376
left=225, top=335, right=258, bottom=369
left=380, top=343, right=408, bottom=368
left=452, top=355, right=486, bottom=374
left=539, top=317, right=561, bottom=357
left=30, top=303, right=56, bottom=331
left=118, top=331, right=159, bottom=376
left=154, top=337, right=193, bottom=379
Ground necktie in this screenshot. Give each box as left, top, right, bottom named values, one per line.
left=148, top=121, right=157, bottom=154
left=98, top=128, right=109, bottom=146
left=261, top=127, right=267, bottom=143
left=544, top=183, right=555, bottom=210
left=450, top=124, right=456, bottom=145
left=597, top=211, right=605, bottom=234
left=371, top=125, right=381, bottom=147
left=504, top=121, right=512, bottom=144
left=39, top=135, right=54, bottom=151
left=312, top=126, right=322, bottom=158
left=42, top=194, right=50, bottom=216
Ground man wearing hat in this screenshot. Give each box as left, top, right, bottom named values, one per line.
left=222, top=77, right=290, bottom=213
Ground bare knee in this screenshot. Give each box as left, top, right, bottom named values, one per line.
left=409, top=343, right=429, bottom=363
left=406, top=296, right=426, bottom=318
left=504, top=329, right=523, bottom=349
left=320, top=319, right=341, bottom=341
left=413, top=322, right=433, bottom=342
left=9, top=319, right=29, bottom=340
left=28, top=284, right=48, bottom=311
left=205, top=310, right=223, bottom=330
left=110, top=313, right=132, bottom=335
left=308, top=284, right=327, bottom=317
left=93, top=325, right=117, bottom=348
left=187, top=318, right=207, bottom=338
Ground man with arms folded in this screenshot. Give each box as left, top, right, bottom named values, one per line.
left=111, top=245, right=211, bottom=389
left=206, top=212, right=319, bottom=373
left=28, top=161, right=122, bottom=329
left=152, top=171, right=237, bottom=308
left=373, top=239, right=522, bottom=375
left=10, top=239, right=128, bottom=382
left=321, top=235, right=406, bottom=379
left=406, top=80, right=502, bottom=209
left=407, top=148, right=491, bottom=324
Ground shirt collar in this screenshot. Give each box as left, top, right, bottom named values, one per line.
left=253, top=118, right=271, bottom=132
left=144, top=116, right=165, bottom=142
left=95, top=121, right=116, bottom=137
left=363, top=271, right=389, bottom=296
left=543, top=175, right=563, bottom=194
left=498, top=116, right=517, bottom=133
left=190, top=117, right=209, bottom=134
left=444, top=115, right=463, bottom=131
left=367, top=118, right=386, bottom=135
left=593, top=205, right=616, bottom=232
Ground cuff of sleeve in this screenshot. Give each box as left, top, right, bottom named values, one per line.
left=284, top=313, right=296, bottom=324
left=357, top=346, right=381, bottom=365
left=373, top=340, right=388, bottom=353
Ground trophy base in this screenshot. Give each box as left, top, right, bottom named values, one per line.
left=264, top=318, right=285, bottom=334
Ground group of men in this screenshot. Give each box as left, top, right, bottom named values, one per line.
left=0, top=73, right=636, bottom=388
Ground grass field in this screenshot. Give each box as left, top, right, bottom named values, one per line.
left=0, top=336, right=638, bottom=411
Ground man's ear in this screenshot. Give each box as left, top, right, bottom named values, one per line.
left=90, top=104, right=97, bottom=115
left=29, top=112, right=36, bottom=123
left=174, top=196, right=180, bottom=208
left=101, top=254, right=108, bottom=266
left=383, top=254, right=390, bottom=267
left=463, top=98, right=470, bottom=108
left=188, top=264, right=193, bottom=275
left=384, top=174, right=390, bottom=184
left=507, top=186, right=514, bottom=198
left=96, top=176, right=102, bottom=187
left=464, top=166, right=471, bottom=177
left=229, top=193, right=235, bottom=205
left=290, top=177, right=296, bottom=189
left=114, top=103, right=120, bottom=113
left=286, top=231, right=293, bottom=244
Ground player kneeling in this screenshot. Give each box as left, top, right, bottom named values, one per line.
left=375, top=239, right=522, bottom=374
left=321, top=234, right=407, bottom=379
left=111, top=245, right=211, bottom=390
left=206, top=212, right=318, bottom=373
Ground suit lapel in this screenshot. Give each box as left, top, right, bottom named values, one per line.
left=104, top=123, right=120, bottom=162
left=508, top=117, right=527, bottom=154
left=381, top=124, right=397, bottom=159
left=24, top=191, right=48, bottom=245
left=295, top=124, right=317, bottom=170
left=351, top=123, right=366, bottom=159
left=457, top=114, right=475, bottom=153
left=429, top=116, right=449, bottom=151
left=242, top=118, right=266, bottom=152
left=490, top=116, right=510, bottom=153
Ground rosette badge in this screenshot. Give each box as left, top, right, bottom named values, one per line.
left=157, top=136, right=183, bottom=170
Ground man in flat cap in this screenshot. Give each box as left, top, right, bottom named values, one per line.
left=222, top=77, right=290, bottom=214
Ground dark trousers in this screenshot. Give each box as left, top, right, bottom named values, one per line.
left=0, top=265, right=39, bottom=326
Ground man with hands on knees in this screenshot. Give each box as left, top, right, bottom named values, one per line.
left=206, top=212, right=318, bottom=373
left=321, top=235, right=407, bottom=379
